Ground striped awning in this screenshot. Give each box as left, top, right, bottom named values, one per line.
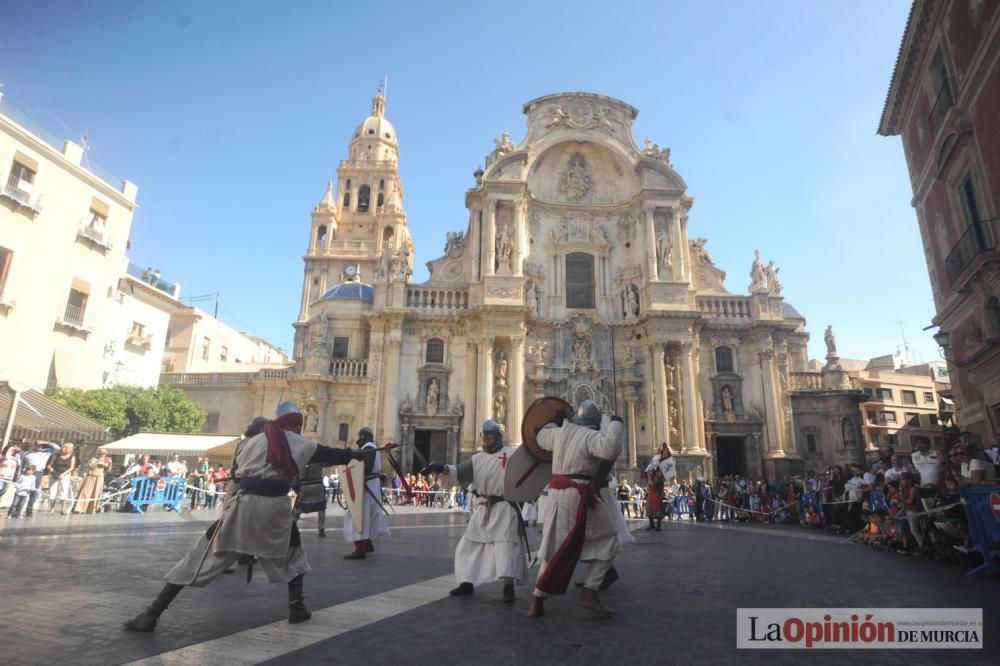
left=102, top=432, right=241, bottom=459
left=0, top=383, right=109, bottom=445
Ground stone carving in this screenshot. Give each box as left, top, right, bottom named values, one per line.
left=842, top=417, right=857, bottom=447
left=570, top=320, right=593, bottom=374
left=669, top=399, right=680, bottom=436
left=450, top=396, right=464, bottom=417
left=642, top=138, right=672, bottom=164
left=525, top=282, right=538, bottom=315
left=558, top=153, right=592, bottom=201
left=721, top=385, right=735, bottom=421
left=617, top=214, right=636, bottom=246
left=495, top=222, right=513, bottom=272
left=623, top=283, right=639, bottom=319
left=426, top=378, right=440, bottom=415
left=749, top=250, right=767, bottom=293
left=590, top=224, right=609, bottom=244
left=494, top=351, right=508, bottom=388
left=657, top=226, right=672, bottom=271
left=824, top=325, right=837, bottom=355
left=532, top=341, right=546, bottom=365
left=747, top=404, right=763, bottom=422
left=765, top=261, right=782, bottom=296
left=494, top=130, right=515, bottom=155
left=444, top=231, right=465, bottom=258
left=397, top=243, right=412, bottom=277
left=690, top=237, right=714, bottom=265
left=401, top=394, right=412, bottom=413
left=486, top=286, right=520, bottom=298
left=546, top=101, right=614, bottom=133
left=493, top=390, right=507, bottom=426
left=551, top=220, right=569, bottom=244
left=622, top=344, right=635, bottom=368
left=305, top=405, right=319, bottom=433
left=309, top=313, right=329, bottom=356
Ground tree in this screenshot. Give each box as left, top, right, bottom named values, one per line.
left=46, top=385, right=205, bottom=440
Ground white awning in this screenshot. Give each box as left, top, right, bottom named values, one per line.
left=102, top=432, right=241, bottom=460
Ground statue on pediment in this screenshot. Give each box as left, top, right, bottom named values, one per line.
left=749, top=250, right=767, bottom=293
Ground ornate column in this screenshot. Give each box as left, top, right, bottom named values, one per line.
left=447, top=426, right=460, bottom=465
left=759, top=348, right=785, bottom=455
left=298, top=266, right=312, bottom=321
left=510, top=336, right=525, bottom=438
left=486, top=199, right=497, bottom=276
left=651, top=344, right=669, bottom=451
left=680, top=342, right=704, bottom=453
left=643, top=205, right=658, bottom=281
left=463, top=340, right=478, bottom=453
left=514, top=201, right=526, bottom=277
left=477, top=337, right=494, bottom=427
left=626, top=395, right=638, bottom=467
left=381, top=338, right=402, bottom=443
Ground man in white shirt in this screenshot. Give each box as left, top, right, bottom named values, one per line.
left=165, top=455, right=187, bottom=478
left=909, top=437, right=942, bottom=488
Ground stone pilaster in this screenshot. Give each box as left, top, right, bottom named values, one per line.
left=510, top=336, right=525, bottom=439
left=681, top=342, right=703, bottom=453
left=486, top=199, right=497, bottom=276
left=381, top=338, right=402, bottom=443
left=651, top=344, right=669, bottom=451
left=759, top=348, right=785, bottom=456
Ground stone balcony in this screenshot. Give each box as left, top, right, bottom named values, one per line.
left=329, top=358, right=368, bottom=377
left=789, top=372, right=822, bottom=391
left=696, top=296, right=751, bottom=319
left=406, top=286, right=469, bottom=311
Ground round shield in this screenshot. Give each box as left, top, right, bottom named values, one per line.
left=520, top=396, right=572, bottom=463
left=503, top=444, right=552, bottom=503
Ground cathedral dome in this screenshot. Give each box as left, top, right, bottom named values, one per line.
left=318, top=281, right=374, bottom=304
left=353, top=92, right=398, bottom=147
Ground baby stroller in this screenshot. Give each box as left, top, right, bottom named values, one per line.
left=922, top=492, right=968, bottom=565
left=99, top=468, right=134, bottom=513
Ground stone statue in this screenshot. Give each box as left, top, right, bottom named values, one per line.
left=305, top=405, right=319, bottom=434
left=494, top=130, right=515, bottom=155
left=765, top=261, right=782, bottom=296
left=622, top=344, right=635, bottom=368
left=669, top=400, right=680, bottom=435
left=552, top=221, right=569, bottom=244
left=450, top=396, right=464, bottom=416
left=691, top=237, right=714, bottom=265
left=426, top=378, right=440, bottom=415
left=664, top=357, right=676, bottom=389
left=842, top=418, right=857, bottom=447
left=558, top=153, right=591, bottom=201
left=525, top=282, right=538, bottom=314
left=495, top=223, right=513, bottom=271
left=824, top=325, right=837, bottom=355
left=571, top=329, right=592, bottom=373
left=721, top=385, right=734, bottom=415
left=749, top=250, right=767, bottom=293
left=747, top=404, right=763, bottom=422
left=401, top=394, right=412, bottom=413
left=493, top=391, right=507, bottom=424
left=624, top=284, right=639, bottom=318
left=398, top=244, right=412, bottom=276
left=617, top=214, right=636, bottom=246
left=532, top=341, right=546, bottom=365
left=657, top=227, right=672, bottom=270
left=494, top=352, right=508, bottom=388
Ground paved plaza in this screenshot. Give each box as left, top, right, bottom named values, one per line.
left=0, top=508, right=997, bottom=665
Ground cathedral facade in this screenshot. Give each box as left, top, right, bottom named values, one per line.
left=166, top=91, right=866, bottom=480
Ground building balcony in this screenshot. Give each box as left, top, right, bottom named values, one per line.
left=407, top=287, right=469, bottom=311
left=126, top=262, right=180, bottom=298
left=789, top=372, right=822, bottom=391
left=77, top=218, right=114, bottom=252
left=697, top=296, right=751, bottom=319
left=944, top=218, right=1000, bottom=288
left=928, top=77, right=954, bottom=133
left=329, top=358, right=368, bottom=377
left=125, top=332, right=152, bottom=350
left=55, top=303, right=92, bottom=336
left=1, top=173, right=43, bottom=215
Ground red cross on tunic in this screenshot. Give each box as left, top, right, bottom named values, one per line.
left=499, top=452, right=509, bottom=468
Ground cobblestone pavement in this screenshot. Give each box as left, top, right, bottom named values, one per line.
left=0, top=509, right=996, bottom=665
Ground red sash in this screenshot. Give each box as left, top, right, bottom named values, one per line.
left=535, top=474, right=597, bottom=595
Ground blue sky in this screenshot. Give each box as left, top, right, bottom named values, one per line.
left=2, top=1, right=934, bottom=364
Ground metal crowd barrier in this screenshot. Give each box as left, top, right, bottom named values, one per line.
left=127, top=476, right=187, bottom=514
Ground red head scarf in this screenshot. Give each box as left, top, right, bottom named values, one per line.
left=263, top=412, right=304, bottom=482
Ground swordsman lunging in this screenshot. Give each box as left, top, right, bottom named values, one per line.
left=343, top=426, right=390, bottom=559
left=423, top=419, right=528, bottom=604
left=528, top=399, right=624, bottom=618
left=123, top=401, right=364, bottom=632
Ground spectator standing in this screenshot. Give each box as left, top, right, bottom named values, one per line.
left=165, top=454, right=187, bottom=478
left=46, top=443, right=77, bottom=515
left=74, top=447, right=111, bottom=514
left=0, top=445, right=23, bottom=504
left=6, top=466, right=38, bottom=518
left=21, top=442, right=56, bottom=518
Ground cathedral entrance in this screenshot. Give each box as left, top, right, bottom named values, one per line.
left=715, top=436, right=747, bottom=477
left=412, top=429, right=448, bottom=473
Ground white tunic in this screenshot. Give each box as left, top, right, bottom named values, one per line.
left=343, top=441, right=391, bottom=542
left=535, top=420, right=624, bottom=563
left=645, top=454, right=676, bottom=481
left=447, top=445, right=527, bottom=584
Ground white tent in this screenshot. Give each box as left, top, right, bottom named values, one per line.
left=103, top=432, right=241, bottom=462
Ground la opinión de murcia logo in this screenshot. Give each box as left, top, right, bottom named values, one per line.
left=736, top=609, right=982, bottom=650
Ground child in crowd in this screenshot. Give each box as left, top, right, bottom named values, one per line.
left=805, top=505, right=823, bottom=528
left=6, top=466, right=38, bottom=518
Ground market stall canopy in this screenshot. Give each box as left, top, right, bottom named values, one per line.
left=0, top=382, right=108, bottom=445
left=102, top=432, right=241, bottom=460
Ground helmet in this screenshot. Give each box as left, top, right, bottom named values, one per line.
left=357, top=426, right=374, bottom=443
left=481, top=419, right=502, bottom=435
left=571, top=399, right=602, bottom=427
left=275, top=401, right=301, bottom=417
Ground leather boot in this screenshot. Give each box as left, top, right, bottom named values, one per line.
left=124, top=583, right=183, bottom=632
left=449, top=582, right=474, bottom=596
left=599, top=566, right=620, bottom=591
left=527, top=596, right=545, bottom=618
left=502, top=583, right=515, bottom=603
left=577, top=587, right=615, bottom=617
left=288, top=575, right=311, bottom=624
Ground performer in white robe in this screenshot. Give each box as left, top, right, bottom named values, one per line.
left=343, top=427, right=390, bottom=558
left=529, top=400, right=624, bottom=618
left=423, top=420, right=527, bottom=603
left=123, top=402, right=362, bottom=632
